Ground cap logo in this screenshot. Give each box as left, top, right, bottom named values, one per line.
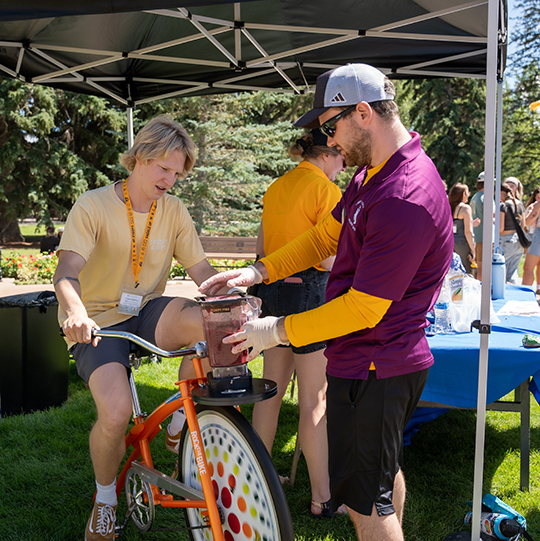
left=330, top=92, right=346, bottom=103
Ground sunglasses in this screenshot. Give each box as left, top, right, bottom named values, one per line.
left=320, top=104, right=357, bottom=138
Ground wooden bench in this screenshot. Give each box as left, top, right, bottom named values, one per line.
left=199, top=236, right=257, bottom=262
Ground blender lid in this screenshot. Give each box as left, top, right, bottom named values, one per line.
left=195, top=293, right=248, bottom=307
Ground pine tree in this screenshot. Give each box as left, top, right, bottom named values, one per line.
left=0, top=79, right=126, bottom=242
left=400, top=78, right=486, bottom=188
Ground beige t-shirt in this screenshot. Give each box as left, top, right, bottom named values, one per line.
left=58, top=182, right=205, bottom=330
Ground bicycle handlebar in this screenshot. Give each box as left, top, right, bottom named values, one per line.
left=92, top=329, right=208, bottom=359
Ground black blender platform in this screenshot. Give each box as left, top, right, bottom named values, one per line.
left=191, top=377, right=277, bottom=406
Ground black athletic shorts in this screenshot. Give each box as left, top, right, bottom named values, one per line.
left=71, top=296, right=174, bottom=384
left=326, top=368, right=429, bottom=516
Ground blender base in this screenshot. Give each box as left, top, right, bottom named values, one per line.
left=191, top=377, right=278, bottom=406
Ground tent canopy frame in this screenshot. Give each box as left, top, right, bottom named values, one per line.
left=0, top=0, right=492, bottom=107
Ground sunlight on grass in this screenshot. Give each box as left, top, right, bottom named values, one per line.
left=1, top=354, right=539, bottom=540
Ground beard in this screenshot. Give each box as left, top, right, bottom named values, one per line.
left=342, top=125, right=372, bottom=168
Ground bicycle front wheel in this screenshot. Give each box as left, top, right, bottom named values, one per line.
left=179, top=404, right=293, bottom=541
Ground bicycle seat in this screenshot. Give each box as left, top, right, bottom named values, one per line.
left=128, top=341, right=160, bottom=367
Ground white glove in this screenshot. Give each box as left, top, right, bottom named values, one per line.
left=199, top=265, right=263, bottom=296
left=223, top=316, right=289, bottom=362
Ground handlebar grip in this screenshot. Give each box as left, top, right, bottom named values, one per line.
left=59, top=327, right=99, bottom=337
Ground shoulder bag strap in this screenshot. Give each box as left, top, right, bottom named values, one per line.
left=507, top=201, right=521, bottom=229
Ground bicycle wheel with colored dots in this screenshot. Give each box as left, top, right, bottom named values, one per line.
left=179, top=404, right=294, bottom=541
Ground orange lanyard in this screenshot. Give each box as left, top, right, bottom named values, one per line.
left=122, top=180, right=156, bottom=288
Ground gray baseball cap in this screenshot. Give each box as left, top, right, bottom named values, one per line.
left=294, top=63, right=394, bottom=129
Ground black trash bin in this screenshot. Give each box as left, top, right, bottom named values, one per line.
left=0, top=291, right=69, bottom=416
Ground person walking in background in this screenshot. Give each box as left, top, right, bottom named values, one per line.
left=470, top=172, right=485, bottom=281
left=505, top=176, right=524, bottom=203
left=499, top=181, right=525, bottom=283
left=251, top=128, right=345, bottom=518
left=199, top=62, right=453, bottom=541
left=522, top=187, right=540, bottom=291
left=40, top=225, right=60, bottom=254
left=448, top=182, right=477, bottom=274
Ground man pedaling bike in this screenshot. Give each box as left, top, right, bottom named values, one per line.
left=54, top=115, right=227, bottom=541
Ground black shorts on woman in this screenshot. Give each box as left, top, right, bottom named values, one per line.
left=257, top=267, right=328, bottom=354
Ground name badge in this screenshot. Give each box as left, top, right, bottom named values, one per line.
left=118, top=291, right=143, bottom=316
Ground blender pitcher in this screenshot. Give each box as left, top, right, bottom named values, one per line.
left=198, top=294, right=261, bottom=387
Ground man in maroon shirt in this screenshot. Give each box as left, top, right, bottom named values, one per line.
left=200, top=63, right=453, bottom=540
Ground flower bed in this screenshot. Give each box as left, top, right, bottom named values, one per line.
left=1, top=252, right=253, bottom=285
left=1, top=252, right=58, bottom=284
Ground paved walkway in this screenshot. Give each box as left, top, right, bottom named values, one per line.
left=0, top=277, right=202, bottom=299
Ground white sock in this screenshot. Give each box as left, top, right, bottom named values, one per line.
left=168, top=408, right=186, bottom=436
left=95, top=479, right=117, bottom=506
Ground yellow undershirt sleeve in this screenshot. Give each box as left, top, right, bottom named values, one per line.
left=261, top=212, right=342, bottom=282
left=284, top=288, right=392, bottom=347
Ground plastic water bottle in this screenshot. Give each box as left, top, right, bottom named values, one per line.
left=464, top=511, right=522, bottom=540
left=433, top=275, right=452, bottom=334
left=492, top=247, right=506, bottom=300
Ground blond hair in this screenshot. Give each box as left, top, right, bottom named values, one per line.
left=119, top=115, right=196, bottom=178
left=504, top=176, right=523, bottom=201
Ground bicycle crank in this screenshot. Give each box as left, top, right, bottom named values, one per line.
left=125, top=468, right=155, bottom=532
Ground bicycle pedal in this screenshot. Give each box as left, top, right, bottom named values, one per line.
left=154, top=491, right=174, bottom=502
left=114, top=521, right=126, bottom=539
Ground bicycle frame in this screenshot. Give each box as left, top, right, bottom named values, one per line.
left=95, top=330, right=226, bottom=541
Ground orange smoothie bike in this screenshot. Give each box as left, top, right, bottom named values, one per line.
left=95, top=294, right=293, bottom=540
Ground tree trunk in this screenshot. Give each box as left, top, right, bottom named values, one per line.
left=0, top=218, right=24, bottom=244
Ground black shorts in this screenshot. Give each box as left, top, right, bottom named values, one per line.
left=257, top=267, right=329, bottom=354
left=326, top=368, right=429, bottom=516
left=71, top=296, right=174, bottom=384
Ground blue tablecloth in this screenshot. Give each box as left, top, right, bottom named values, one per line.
left=405, top=284, right=540, bottom=446
left=421, top=284, right=540, bottom=409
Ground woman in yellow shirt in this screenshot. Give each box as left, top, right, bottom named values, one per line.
left=251, top=129, right=345, bottom=518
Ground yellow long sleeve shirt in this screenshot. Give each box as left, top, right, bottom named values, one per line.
left=260, top=163, right=392, bottom=347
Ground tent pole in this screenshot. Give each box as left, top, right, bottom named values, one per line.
left=127, top=107, right=134, bottom=149
left=494, top=80, right=503, bottom=249
left=471, top=0, right=499, bottom=539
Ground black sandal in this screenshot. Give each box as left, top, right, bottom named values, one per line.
left=310, top=499, right=335, bottom=519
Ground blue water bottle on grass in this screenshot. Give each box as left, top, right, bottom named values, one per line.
left=492, top=247, right=506, bottom=300
left=464, top=511, right=522, bottom=540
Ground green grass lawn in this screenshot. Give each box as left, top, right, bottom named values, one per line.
left=18, top=223, right=65, bottom=243
left=0, top=354, right=539, bottom=540
left=1, top=223, right=66, bottom=259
